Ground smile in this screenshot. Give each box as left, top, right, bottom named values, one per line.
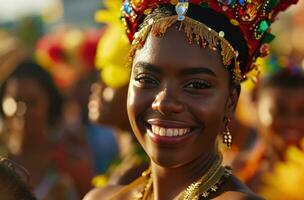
left=144, top=119, right=199, bottom=145
left=151, top=125, right=190, bottom=137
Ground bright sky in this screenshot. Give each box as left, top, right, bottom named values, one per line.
left=0, top=0, right=54, bottom=22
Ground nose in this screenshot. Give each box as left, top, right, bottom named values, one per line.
left=152, top=87, right=184, bottom=115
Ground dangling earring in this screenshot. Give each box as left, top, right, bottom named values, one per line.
left=223, top=118, right=232, bottom=148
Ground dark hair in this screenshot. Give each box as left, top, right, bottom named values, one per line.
left=0, top=59, right=62, bottom=125
left=0, top=161, right=36, bottom=200
left=252, top=68, right=304, bottom=102
left=260, top=68, right=304, bottom=89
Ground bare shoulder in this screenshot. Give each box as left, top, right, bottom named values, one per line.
left=83, top=185, right=124, bottom=200
left=215, top=175, right=264, bottom=200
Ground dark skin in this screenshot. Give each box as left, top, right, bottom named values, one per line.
left=84, top=26, right=262, bottom=200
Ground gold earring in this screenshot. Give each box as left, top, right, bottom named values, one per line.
left=223, top=118, right=232, bottom=148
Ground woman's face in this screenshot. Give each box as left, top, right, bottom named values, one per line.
left=3, top=78, right=50, bottom=136
left=127, top=26, right=239, bottom=167
left=257, top=86, right=304, bottom=152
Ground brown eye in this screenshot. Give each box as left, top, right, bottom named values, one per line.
left=184, top=80, right=211, bottom=90
left=134, top=74, right=159, bottom=87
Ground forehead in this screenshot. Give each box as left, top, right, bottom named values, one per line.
left=133, top=25, right=227, bottom=74
left=11, top=78, right=47, bottom=96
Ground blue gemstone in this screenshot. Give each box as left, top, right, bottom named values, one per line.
left=124, top=2, right=132, bottom=14
left=218, top=0, right=233, bottom=6
left=239, top=0, right=245, bottom=5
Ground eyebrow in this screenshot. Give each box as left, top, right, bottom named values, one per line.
left=180, top=67, right=217, bottom=77
left=134, top=62, right=216, bottom=77
left=134, top=62, right=163, bottom=75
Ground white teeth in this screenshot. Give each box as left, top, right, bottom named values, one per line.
left=179, top=129, right=184, bottom=136
left=167, top=129, right=173, bottom=136
left=173, top=129, right=179, bottom=136
left=160, top=128, right=166, bottom=136
left=154, top=126, right=159, bottom=134
left=150, top=125, right=190, bottom=137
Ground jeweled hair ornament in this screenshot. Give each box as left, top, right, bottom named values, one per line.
left=176, top=0, right=189, bottom=21
left=121, top=0, right=298, bottom=83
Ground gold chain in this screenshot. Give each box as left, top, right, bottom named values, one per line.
left=176, top=154, right=223, bottom=200
left=134, top=154, right=230, bottom=200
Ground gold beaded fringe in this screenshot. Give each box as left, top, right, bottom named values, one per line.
left=129, top=15, right=242, bottom=83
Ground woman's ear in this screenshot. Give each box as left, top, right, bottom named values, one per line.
left=225, top=84, right=241, bottom=118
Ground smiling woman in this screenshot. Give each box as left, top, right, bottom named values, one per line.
left=129, top=28, right=235, bottom=171
left=84, top=0, right=298, bottom=200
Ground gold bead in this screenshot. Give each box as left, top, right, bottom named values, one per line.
left=144, top=9, right=152, bottom=15
left=170, top=0, right=178, bottom=5
left=230, top=19, right=240, bottom=26
left=132, top=0, right=143, bottom=7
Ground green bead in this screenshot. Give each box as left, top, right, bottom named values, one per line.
left=258, top=20, right=270, bottom=33
left=200, top=2, right=209, bottom=8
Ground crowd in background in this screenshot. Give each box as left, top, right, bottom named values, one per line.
left=0, top=0, right=303, bottom=200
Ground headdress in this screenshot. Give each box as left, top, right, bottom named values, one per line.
left=121, top=0, right=298, bottom=83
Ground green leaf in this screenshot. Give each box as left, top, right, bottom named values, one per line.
left=262, top=32, right=275, bottom=43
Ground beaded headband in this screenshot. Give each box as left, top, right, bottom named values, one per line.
left=121, top=0, right=298, bottom=83
left=130, top=11, right=242, bottom=82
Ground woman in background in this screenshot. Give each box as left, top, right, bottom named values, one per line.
left=234, top=56, right=304, bottom=193
left=0, top=60, right=78, bottom=200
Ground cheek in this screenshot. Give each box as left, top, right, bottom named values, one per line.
left=127, top=83, right=153, bottom=137
left=31, top=101, right=49, bottom=121
left=187, top=92, right=227, bottom=130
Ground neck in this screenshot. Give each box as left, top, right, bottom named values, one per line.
left=151, top=150, right=219, bottom=200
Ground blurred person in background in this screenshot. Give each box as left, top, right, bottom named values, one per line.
left=0, top=156, right=37, bottom=200
left=0, top=59, right=79, bottom=199
left=89, top=0, right=149, bottom=187
left=234, top=55, right=304, bottom=194
left=35, top=27, right=114, bottom=197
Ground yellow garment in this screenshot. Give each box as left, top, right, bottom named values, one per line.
left=260, top=143, right=304, bottom=200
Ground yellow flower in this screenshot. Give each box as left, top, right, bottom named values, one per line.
left=95, top=0, right=122, bottom=25
left=260, top=145, right=304, bottom=200
left=95, top=0, right=131, bottom=88
left=92, top=175, right=108, bottom=187
left=100, top=64, right=131, bottom=89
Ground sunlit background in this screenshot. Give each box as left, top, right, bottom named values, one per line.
left=0, top=1, right=304, bottom=200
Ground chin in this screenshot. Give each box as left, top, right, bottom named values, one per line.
left=150, top=154, right=186, bottom=168
left=147, top=145, right=193, bottom=169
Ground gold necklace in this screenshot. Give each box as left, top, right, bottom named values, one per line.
left=177, top=154, right=223, bottom=200
left=133, top=168, right=153, bottom=200
left=135, top=154, right=231, bottom=200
